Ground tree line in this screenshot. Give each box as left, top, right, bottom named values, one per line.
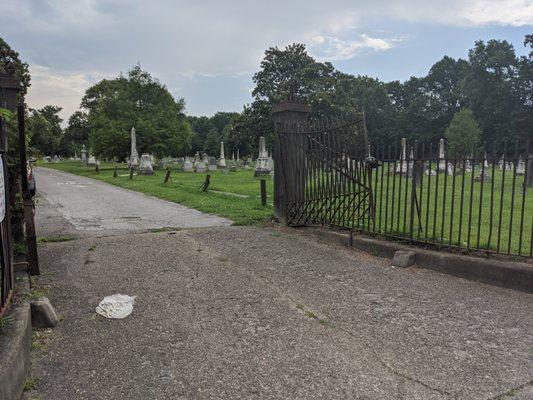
left=19, top=34, right=533, bottom=160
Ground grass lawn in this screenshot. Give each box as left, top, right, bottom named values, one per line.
left=364, top=163, right=533, bottom=256
left=40, top=161, right=273, bottom=226
left=41, top=160, right=532, bottom=257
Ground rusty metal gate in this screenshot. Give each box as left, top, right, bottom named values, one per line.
left=272, top=101, right=374, bottom=230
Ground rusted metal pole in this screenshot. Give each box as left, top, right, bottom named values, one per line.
left=17, top=101, right=39, bottom=275
left=260, top=179, right=267, bottom=206
left=163, top=167, right=171, bottom=183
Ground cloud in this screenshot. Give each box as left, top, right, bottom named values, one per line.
left=2, top=1, right=531, bottom=117
left=310, top=34, right=397, bottom=61
left=26, top=65, right=105, bottom=123
left=461, top=0, right=533, bottom=26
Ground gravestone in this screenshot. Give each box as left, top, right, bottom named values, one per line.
left=42, top=156, right=50, bottom=163
left=88, top=155, right=96, bottom=166
left=437, top=139, right=446, bottom=172
left=255, top=136, right=271, bottom=176
left=195, top=161, right=206, bottom=173
left=516, top=157, right=525, bottom=175
left=183, top=157, right=194, bottom=172
left=395, top=138, right=408, bottom=174
left=475, top=170, right=491, bottom=182
left=218, top=142, right=227, bottom=168
left=209, top=157, right=218, bottom=171
left=52, top=155, right=60, bottom=163
left=129, top=126, right=139, bottom=168
left=139, top=153, right=154, bottom=175
left=81, top=144, right=88, bottom=164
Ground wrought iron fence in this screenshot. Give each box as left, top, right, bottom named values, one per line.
left=354, top=140, right=533, bottom=258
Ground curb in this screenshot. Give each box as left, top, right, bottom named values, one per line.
left=305, top=228, right=533, bottom=293
left=0, top=271, right=31, bottom=400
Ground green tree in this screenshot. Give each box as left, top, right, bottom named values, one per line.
left=203, top=128, right=221, bottom=156
left=82, top=65, right=193, bottom=160
left=445, top=108, right=481, bottom=157
left=28, top=105, right=63, bottom=156
left=61, top=110, right=89, bottom=156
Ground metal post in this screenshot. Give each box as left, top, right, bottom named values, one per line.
left=17, top=101, right=39, bottom=275
left=260, top=179, right=267, bottom=206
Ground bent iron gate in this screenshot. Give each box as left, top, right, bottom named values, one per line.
left=273, top=102, right=374, bottom=230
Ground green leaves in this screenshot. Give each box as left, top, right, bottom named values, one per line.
left=0, top=108, right=14, bottom=121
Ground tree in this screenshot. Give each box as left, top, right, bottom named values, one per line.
left=28, top=105, right=63, bottom=156
left=81, top=65, right=193, bottom=160
left=61, top=111, right=89, bottom=155
left=445, top=108, right=481, bottom=157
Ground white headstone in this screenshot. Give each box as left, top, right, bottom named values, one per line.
left=218, top=142, right=227, bottom=168
left=81, top=144, right=88, bottom=164
left=438, top=138, right=446, bottom=172
left=395, top=138, right=408, bottom=174
left=184, top=157, right=194, bottom=172
left=129, top=127, right=139, bottom=168
left=255, top=136, right=272, bottom=176
left=139, top=153, right=154, bottom=175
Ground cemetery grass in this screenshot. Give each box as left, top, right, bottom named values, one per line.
left=41, top=161, right=274, bottom=226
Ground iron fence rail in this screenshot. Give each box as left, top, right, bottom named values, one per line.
left=357, top=140, right=532, bottom=258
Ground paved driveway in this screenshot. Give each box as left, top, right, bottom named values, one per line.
left=35, top=167, right=231, bottom=238
left=30, top=169, right=533, bottom=399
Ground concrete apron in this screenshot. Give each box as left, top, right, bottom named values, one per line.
left=303, top=227, right=533, bottom=293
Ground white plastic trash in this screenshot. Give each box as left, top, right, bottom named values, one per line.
left=95, top=294, right=136, bottom=319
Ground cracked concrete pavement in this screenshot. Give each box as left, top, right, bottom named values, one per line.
left=29, top=168, right=533, bottom=399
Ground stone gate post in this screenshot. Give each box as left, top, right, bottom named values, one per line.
left=272, top=101, right=310, bottom=224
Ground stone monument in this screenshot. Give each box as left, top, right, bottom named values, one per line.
left=255, top=136, right=271, bottom=176
left=395, top=138, right=408, bottom=174
left=183, top=156, right=194, bottom=172
left=88, top=155, right=96, bottom=166
left=218, top=142, right=227, bottom=169
left=129, top=127, right=139, bottom=168
left=437, top=139, right=446, bottom=172
left=81, top=144, right=88, bottom=164
left=139, top=153, right=154, bottom=175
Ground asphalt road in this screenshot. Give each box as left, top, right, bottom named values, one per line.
left=35, top=167, right=231, bottom=238
left=30, top=168, right=533, bottom=400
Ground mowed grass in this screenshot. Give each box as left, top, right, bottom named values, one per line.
left=333, top=162, right=532, bottom=256
left=41, top=161, right=273, bottom=225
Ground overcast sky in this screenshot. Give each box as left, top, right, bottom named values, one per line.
left=2, top=0, right=532, bottom=122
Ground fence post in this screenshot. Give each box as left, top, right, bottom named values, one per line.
left=113, top=166, right=118, bottom=177
left=129, top=167, right=134, bottom=180
left=163, top=167, right=171, bottom=184
left=260, top=179, right=267, bottom=206
left=201, top=174, right=210, bottom=192
left=95, top=163, right=99, bottom=174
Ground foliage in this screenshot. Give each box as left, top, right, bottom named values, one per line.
left=230, top=36, right=532, bottom=155
left=28, top=105, right=63, bottom=156
left=81, top=65, right=193, bottom=160
left=188, top=112, right=239, bottom=156
left=445, top=108, right=482, bottom=157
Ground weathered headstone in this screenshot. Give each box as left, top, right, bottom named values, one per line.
left=516, top=157, right=525, bottom=175
left=52, top=155, right=60, bottom=163
left=438, top=138, right=446, bottom=172
left=81, top=144, right=88, bottom=164
left=87, top=155, right=96, bottom=166
left=255, top=136, right=271, bottom=176
left=195, top=161, right=206, bottom=173
left=218, top=142, right=227, bottom=168
left=129, top=126, right=139, bottom=168
left=395, top=138, right=408, bottom=174
left=184, top=156, right=194, bottom=172
left=208, top=157, right=218, bottom=171
left=139, top=153, right=154, bottom=175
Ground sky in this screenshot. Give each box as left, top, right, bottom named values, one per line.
left=1, top=0, right=532, bottom=123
